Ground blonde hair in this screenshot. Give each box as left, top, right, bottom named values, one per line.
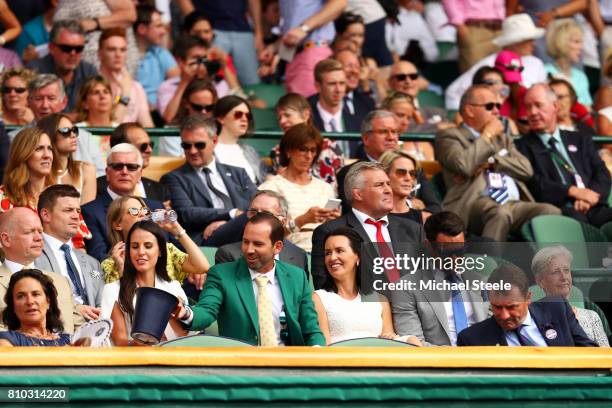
left=106, top=195, right=147, bottom=247
left=3, top=127, right=52, bottom=206
left=379, top=149, right=420, bottom=173
left=545, top=18, right=583, bottom=59
left=1, top=67, right=36, bottom=88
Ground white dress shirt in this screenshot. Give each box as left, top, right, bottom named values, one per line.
left=3, top=259, right=33, bottom=274
left=504, top=310, right=548, bottom=347
left=194, top=158, right=232, bottom=210
left=107, top=181, right=147, bottom=200
left=434, top=270, right=476, bottom=346
left=351, top=208, right=392, bottom=242
left=42, top=233, right=86, bottom=305
left=317, top=101, right=344, bottom=132
left=249, top=264, right=285, bottom=346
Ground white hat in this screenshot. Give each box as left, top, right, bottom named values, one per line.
left=493, top=14, right=546, bottom=47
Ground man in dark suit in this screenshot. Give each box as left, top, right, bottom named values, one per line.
left=457, top=264, right=597, bottom=347
left=35, top=185, right=104, bottom=320
left=516, top=84, right=612, bottom=227
left=308, top=59, right=361, bottom=133
left=311, top=161, right=424, bottom=290
left=160, top=114, right=257, bottom=245
left=335, top=49, right=376, bottom=129
left=82, top=143, right=163, bottom=261
left=214, top=190, right=309, bottom=276
left=96, top=123, right=167, bottom=202
left=178, top=213, right=325, bottom=346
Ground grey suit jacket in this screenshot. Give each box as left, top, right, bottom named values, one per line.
left=0, top=264, right=85, bottom=334
left=435, top=125, right=534, bottom=227
left=35, top=241, right=104, bottom=308
left=390, top=268, right=489, bottom=346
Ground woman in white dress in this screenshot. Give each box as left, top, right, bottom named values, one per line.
left=532, top=246, right=609, bottom=347
left=101, top=220, right=188, bottom=346
left=312, top=227, right=420, bottom=345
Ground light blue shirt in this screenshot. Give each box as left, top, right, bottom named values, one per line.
left=279, top=0, right=336, bottom=42
left=544, top=63, right=593, bottom=106
left=537, top=127, right=577, bottom=172
left=136, top=46, right=177, bottom=106
left=504, top=310, right=548, bottom=347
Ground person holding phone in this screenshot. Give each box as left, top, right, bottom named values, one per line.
left=259, top=123, right=339, bottom=252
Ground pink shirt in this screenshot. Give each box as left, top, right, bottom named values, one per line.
left=442, top=0, right=505, bottom=27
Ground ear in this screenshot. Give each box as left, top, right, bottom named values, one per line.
left=39, top=208, right=51, bottom=224
left=315, top=81, right=322, bottom=93
left=526, top=290, right=532, bottom=304
left=0, top=231, right=10, bottom=248
left=352, top=188, right=363, bottom=203
left=59, top=95, right=68, bottom=112
left=273, top=239, right=284, bottom=256
left=136, top=23, right=147, bottom=37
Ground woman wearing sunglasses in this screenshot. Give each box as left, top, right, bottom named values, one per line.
left=213, top=95, right=266, bottom=184
left=37, top=113, right=97, bottom=204
left=0, top=67, right=35, bottom=126
left=493, top=50, right=529, bottom=134
left=102, top=196, right=209, bottom=288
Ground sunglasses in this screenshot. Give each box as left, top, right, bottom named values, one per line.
left=501, top=64, right=524, bottom=72
left=392, top=73, right=419, bottom=81
left=54, top=43, right=85, bottom=54
left=482, top=79, right=503, bottom=86
left=57, top=126, right=79, bottom=137
left=1, top=86, right=27, bottom=94
left=108, top=162, right=141, bottom=171
left=181, top=141, right=207, bottom=150
left=394, top=168, right=418, bottom=178
left=233, top=110, right=252, bottom=121
left=469, top=102, right=502, bottom=111
left=127, top=207, right=151, bottom=217
left=138, top=141, right=154, bottom=153
left=190, top=102, right=215, bottom=113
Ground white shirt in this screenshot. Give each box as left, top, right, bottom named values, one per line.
left=434, top=270, right=476, bottom=346
left=106, top=181, right=147, bottom=201
left=3, top=259, right=33, bottom=274
left=215, top=143, right=257, bottom=183
left=194, top=158, right=232, bottom=210
left=386, top=7, right=439, bottom=63
left=346, top=0, right=386, bottom=24
left=504, top=310, right=548, bottom=347
left=351, top=208, right=391, bottom=242
left=317, top=101, right=344, bottom=132
left=445, top=54, right=547, bottom=110
left=42, top=233, right=85, bottom=305
left=249, top=264, right=285, bottom=346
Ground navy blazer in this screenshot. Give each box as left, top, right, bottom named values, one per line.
left=456, top=297, right=598, bottom=347
left=308, top=93, right=365, bottom=133
left=160, top=161, right=257, bottom=245
left=82, top=190, right=163, bottom=261
left=516, top=130, right=611, bottom=207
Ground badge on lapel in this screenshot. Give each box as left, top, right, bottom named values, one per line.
left=545, top=328, right=558, bottom=340
left=567, top=145, right=578, bottom=153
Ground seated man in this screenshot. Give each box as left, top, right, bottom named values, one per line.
left=391, top=211, right=489, bottom=346
left=435, top=85, right=559, bottom=241
left=214, top=190, right=309, bottom=276
left=160, top=114, right=257, bottom=245
left=82, top=143, right=163, bottom=261
left=516, top=84, right=612, bottom=227
left=96, top=122, right=167, bottom=203
left=457, top=264, right=597, bottom=347
left=0, top=208, right=85, bottom=334
left=177, top=213, right=325, bottom=346
left=35, top=185, right=104, bottom=320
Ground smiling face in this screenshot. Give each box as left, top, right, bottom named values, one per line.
left=27, top=133, right=53, bottom=178
left=335, top=50, right=361, bottom=91
left=219, top=103, right=250, bottom=137
left=241, top=221, right=282, bottom=273
left=13, top=277, right=49, bottom=328
left=114, top=198, right=148, bottom=241
left=324, top=235, right=359, bottom=281
left=388, top=156, right=416, bottom=198
left=54, top=117, right=78, bottom=154
left=536, top=255, right=573, bottom=299
left=129, top=228, right=160, bottom=274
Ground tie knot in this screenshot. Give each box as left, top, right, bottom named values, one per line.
left=202, top=167, right=211, bottom=174
left=255, top=275, right=269, bottom=287
left=365, top=218, right=385, bottom=228
left=548, top=138, right=557, bottom=149
left=60, top=243, right=71, bottom=253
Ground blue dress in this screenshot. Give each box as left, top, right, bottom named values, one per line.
left=0, top=331, right=71, bottom=346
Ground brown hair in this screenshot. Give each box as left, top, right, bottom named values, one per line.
left=99, top=27, right=127, bottom=48
left=75, top=75, right=114, bottom=122
left=314, top=58, right=344, bottom=83
left=106, top=195, right=148, bottom=247
left=278, top=123, right=323, bottom=167
left=37, top=113, right=81, bottom=182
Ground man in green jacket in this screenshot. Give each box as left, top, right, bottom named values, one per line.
left=178, top=213, right=325, bottom=346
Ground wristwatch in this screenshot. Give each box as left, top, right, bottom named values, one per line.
left=118, top=95, right=130, bottom=106
left=288, top=219, right=298, bottom=232
left=299, top=24, right=311, bottom=34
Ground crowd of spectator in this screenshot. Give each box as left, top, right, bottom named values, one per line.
left=0, top=0, right=609, bottom=349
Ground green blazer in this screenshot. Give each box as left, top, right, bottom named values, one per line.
left=191, top=257, right=325, bottom=346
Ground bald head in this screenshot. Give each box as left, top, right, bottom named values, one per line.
left=389, top=60, right=419, bottom=97
left=0, top=208, right=44, bottom=264
left=525, top=83, right=559, bottom=134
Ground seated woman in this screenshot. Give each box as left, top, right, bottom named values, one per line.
left=102, top=221, right=189, bottom=346
left=0, top=67, right=35, bottom=125
left=103, top=196, right=209, bottom=287
left=0, top=269, right=71, bottom=347
left=379, top=149, right=424, bottom=224
left=259, top=124, right=339, bottom=252
left=37, top=113, right=97, bottom=204
left=532, top=246, right=609, bottom=347
left=312, top=227, right=420, bottom=345
left=213, top=95, right=266, bottom=184
left=271, top=93, right=344, bottom=188
left=548, top=78, right=594, bottom=135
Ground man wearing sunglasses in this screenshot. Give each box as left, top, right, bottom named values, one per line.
left=160, top=114, right=257, bottom=245
left=435, top=85, right=560, bottom=242
left=82, top=143, right=164, bottom=261
left=26, top=20, right=98, bottom=112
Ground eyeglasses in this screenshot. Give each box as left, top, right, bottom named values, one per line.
left=190, top=102, right=215, bottom=113
left=127, top=207, right=151, bottom=217
left=246, top=209, right=282, bottom=218
left=233, top=110, right=252, bottom=121
left=53, top=43, right=85, bottom=54
left=297, top=146, right=318, bottom=154
left=181, top=141, right=207, bottom=150
left=1, top=86, right=27, bottom=94
left=108, top=162, right=141, bottom=171
left=469, top=102, right=502, bottom=111
left=501, top=64, right=524, bottom=72
left=138, top=141, right=154, bottom=153
left=57, top=126, right=79, bottom=137
left=482, top=79, right=503, bottom=86
left=392, top=73, right=419, bottom=81
left=394, top=168, right=418, bottom=178
left=368, top=128, right=400, bottom=136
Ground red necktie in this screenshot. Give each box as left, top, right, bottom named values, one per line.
left=365, top=218, right=400, bottom=282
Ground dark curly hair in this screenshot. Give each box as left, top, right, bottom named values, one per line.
left=3, top=269, right=64, bottom=333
